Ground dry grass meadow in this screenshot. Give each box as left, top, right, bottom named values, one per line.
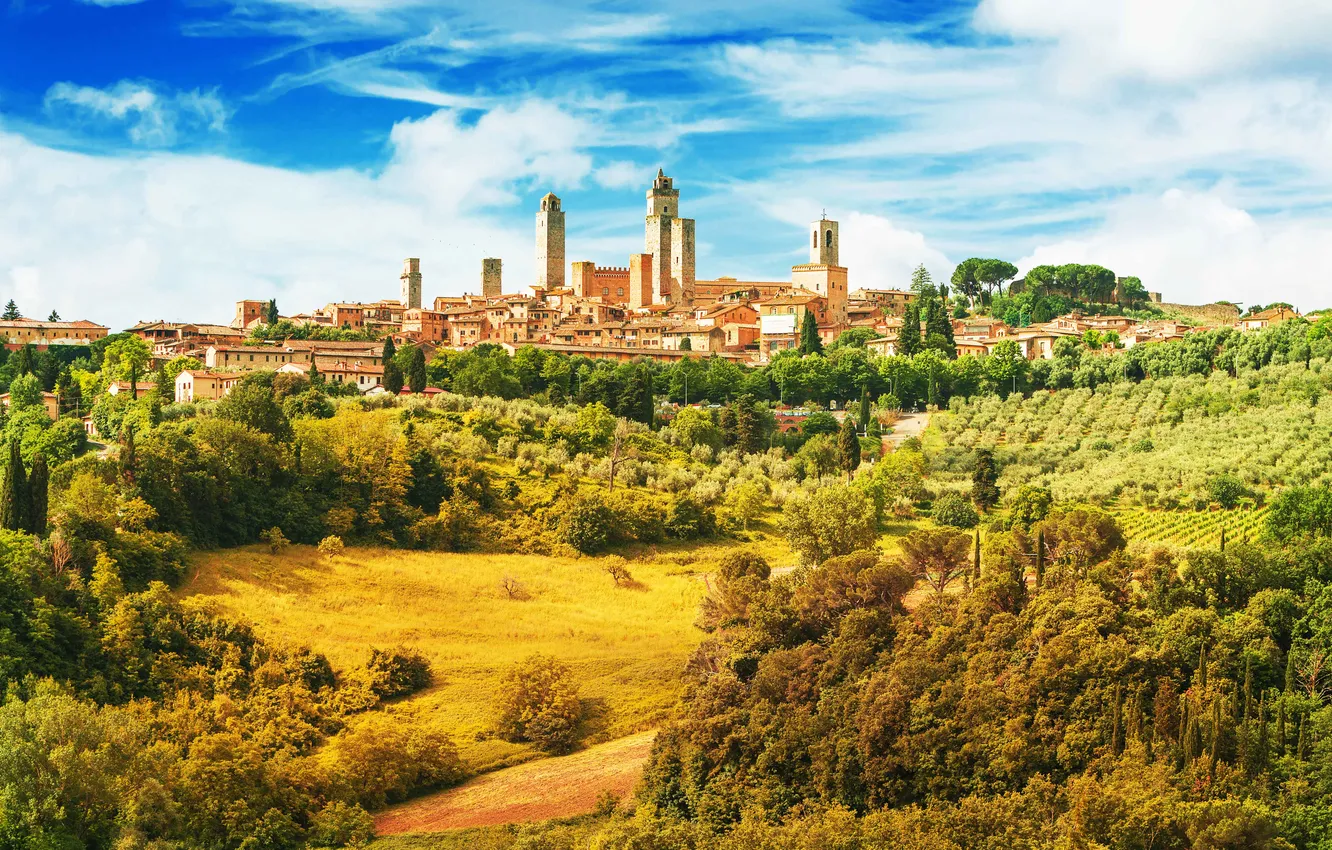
left=181, top=544, right=719, bottom=771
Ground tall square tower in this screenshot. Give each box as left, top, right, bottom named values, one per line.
left=644, top=169, right=695, bottom=306
left=536, top=193, right=565, bottom=290
left=400, top=258, right=422, bottom=310
left=481, top=258, right=502, bottom=299
left=811, top=216, right=839, bottom=266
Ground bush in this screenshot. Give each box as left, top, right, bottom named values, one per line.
left=932, top=492, right=979, bottom=529
left=494, top=653, right=582, bottom=753
left=558, top=493, right=615, bottom=554
left=330, top=714, right=464, bottom=808
left=307, top=801, right=375, bottom=848
left=262, top=526, right=290, bottom=554
left=361, top=647, right=432, bottom=700
left=664, top=495, right=714, bottom=540
left=318, top=535, right=345, bottom=560
left=604, top=556, right=634, bottom=587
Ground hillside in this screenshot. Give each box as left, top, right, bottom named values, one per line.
left=182, top=546, right=708, bottom=772
left=927, top=361, right=1332, bottom=509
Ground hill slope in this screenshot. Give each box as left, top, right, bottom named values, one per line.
left=182, top=546, right=705, bottom=772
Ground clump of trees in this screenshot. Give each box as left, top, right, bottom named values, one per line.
left=493, top=654, right=583, bottom=754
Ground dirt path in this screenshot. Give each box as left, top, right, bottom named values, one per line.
left=884, top=412, right=930, bottom=448
left=375, top=731, right=655, bottom=834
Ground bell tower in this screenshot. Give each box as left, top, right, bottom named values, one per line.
left=811, top=215, right=839, bottom=266
left=536, top=192, right=566, bottom=290
left=400, top=258, right=422, bottom=310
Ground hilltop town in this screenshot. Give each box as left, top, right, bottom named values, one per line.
left=0, top=169, right=1306, bottom=417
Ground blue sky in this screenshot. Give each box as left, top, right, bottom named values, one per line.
left=3, top=0, right=1332, bottom=328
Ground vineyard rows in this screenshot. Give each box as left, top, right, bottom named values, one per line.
left=1113, top=506, right=1270, bottom=548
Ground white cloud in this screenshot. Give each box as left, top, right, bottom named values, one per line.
left=1015, top=188, right=1332, bottom=310
left=44, top=81, right=230, bottom=147
left=974, top=0, right=1332, bottom=85
left=839, top=213, right=953, bottom=292
left=0, top=99, right=608, bottom=329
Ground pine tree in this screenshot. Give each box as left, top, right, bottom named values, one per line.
left=2, top=300, right=19, bottom=320
left=909, top=264, right=935, bottom=296
left=407, top=346, right=428, bottom=393
left=899, top=302, right=922, bottom=356
left=837, top=416, right=861, bottom=481
left=47, top=310, right=60, bottom=322
left=1, top=441, right=28, bottom=532
left=383, top=360, right=405, bottom=395
left=799, top=311, right=822, bottom=355
left=28, top=452, right=47, bottom=536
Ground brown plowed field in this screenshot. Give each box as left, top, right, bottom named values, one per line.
left=375, top=731, right=655, bottom=833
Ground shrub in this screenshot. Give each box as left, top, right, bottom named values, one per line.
left=361, top=647, right=432, bottom=700
left=318, top=535, right=345, bottom=560
left=494, top=653, right=582, bottom=753
left=665, top=495, right=714, bottom=540
left=604, top=556, right=633, bottom=587
left=261, top=526, right=290, bottom=554
left=330, top=714, right=464, bottom=808
left=558, top=492, right=615, bottom=554
left=307, top=801, right=375, bottom=848
left=932, top=492, right=979, bottom=529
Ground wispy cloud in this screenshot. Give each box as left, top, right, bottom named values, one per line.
left=43, top=81, right=231, bottom=147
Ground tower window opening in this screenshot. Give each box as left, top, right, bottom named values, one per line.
left=813, top=231, right=818, bottom=248
left=826, top=229, right=834, bottom=247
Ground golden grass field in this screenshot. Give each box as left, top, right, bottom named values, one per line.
left=181, top=543, right=724, bottom=772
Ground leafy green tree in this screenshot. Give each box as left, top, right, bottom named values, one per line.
left=215, top=378, right=293, bottom=441
left=494, top=654, right=582, bottom=753
left=932, top=492, right=979, bottom=528
left=799, top=311, right=822, bottom=355
left=1008, top=484, right=1052, bottom=528
left=102, top=335, right=152, bottom=397
left=679, top=336, right=692, bottom=351
left=779, top=484, right=878, bottom=565
left=983, top=339, right=1027, bottom=396
left=7, top=374, right=43, bottom=411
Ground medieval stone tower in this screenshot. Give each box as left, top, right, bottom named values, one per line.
left=400, top=257, right=422, bottom=310
left=811, top=216, right=839, bottom=266
left=644, top=169, right=694, bottom=305
left=536, top=192, right=565, bottom=290
left=792, top=214, right=848, bottom=325
left=481, top=258, right=502, bottom=299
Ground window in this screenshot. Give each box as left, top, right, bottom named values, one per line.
left=826, top=229, right=834, bottom=247
left=813, top=231, right=818, bottom=248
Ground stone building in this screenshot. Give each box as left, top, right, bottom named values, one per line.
left=644, top=170, right=695, bottom=305
left=536, top=193, right=565, bottom=290
left=400, top=258, right=422, bottom=310
left=790, top=215, right=848, bottom=325
left=481, top=258, right=502, bottom=299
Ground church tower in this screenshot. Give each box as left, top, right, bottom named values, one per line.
left=536, top=193, right=565, bottom=290
left=400, top=258, right=422, bottom=309
left=811, top=216, right=839, bottom=266
left=792, top=213, right=848, bottom=325
left=644, top=169, right=695, bottom=305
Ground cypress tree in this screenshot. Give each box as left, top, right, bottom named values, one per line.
left=734, top=394, right=758, bottom=454
left=309, top=360, right=322, bottom=386
left=641, top=368, right=655, bottom=429
left=1, top=441, right=28, bottom=532
left=1220, top=526, right=1227, bottom=554
left=382, top=335, right=397, bottom=363
left=407, top=346, right=428, bottom=393
left=1111, top=683, right=1124, bottom=756
left=1254, top=698, right=1269, bottom=773
left=858, top=385, right=871, bottom=434
left=15, top=345, right=32, bottom=377
left=1209, top=696, right=1223, bottom=769
left=1277, top=701, right=1287, bottom=756
left=383, top=360, right=404, bottom=395
left=971, top=448, right=1000, bottom=511
left=1035, top=529, right=1045, bottom=588
left=799, top=311, right=822, bottom=355
left=972, top=528, right=981, bottom=584
left=1284, top=650, right=1297, bottom=694
left=1243, top=658, right=1253, bottom=724
left=1296, top=714, right=1307, bottom=760
left=28, top=453, right=47, bottom=536
left=898, top=302, right=922, bottom=356
left=1197, top=643, right=1208, bottom=689
left=837, top=416, right=861, bottom=481
left=121, top=425, right=136, bottom=482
